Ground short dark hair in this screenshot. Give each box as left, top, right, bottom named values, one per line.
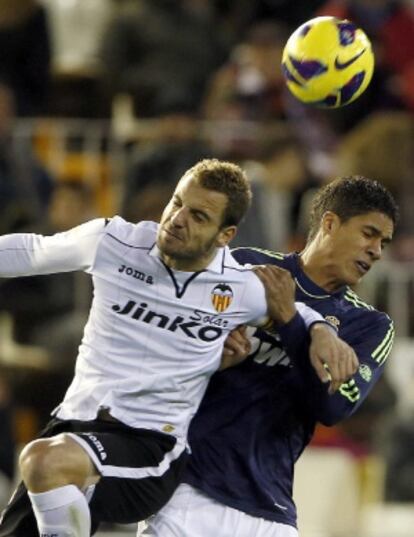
left=186, top=159, right=252, bottom=226
left=308, top=175, right=399, bottom=241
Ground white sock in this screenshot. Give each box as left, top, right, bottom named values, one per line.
left=28, top=484, right=91, bottom=537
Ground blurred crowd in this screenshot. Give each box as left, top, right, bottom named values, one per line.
left=1, top=0, right=414, bottom=518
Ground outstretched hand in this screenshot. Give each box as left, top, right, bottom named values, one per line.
left=309, top=323, right=359, bottom=393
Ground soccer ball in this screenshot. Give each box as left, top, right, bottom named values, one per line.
left=281, top=16, right=374, bottom=108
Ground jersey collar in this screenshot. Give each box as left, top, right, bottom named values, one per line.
left=149, top=243, right=229, bottom=274
left=292, top=253, right=346, bottom=299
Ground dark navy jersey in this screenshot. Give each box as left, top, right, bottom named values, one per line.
left=184, top=249, right=394, bottom=528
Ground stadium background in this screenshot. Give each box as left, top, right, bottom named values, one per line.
left=1, top=1, right=414, bottom=535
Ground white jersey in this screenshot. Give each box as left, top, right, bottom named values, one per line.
left=0, top=217, right=269, bottom=440
left=0, top=217, right=323, bottom=442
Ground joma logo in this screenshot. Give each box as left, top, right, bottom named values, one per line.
left=112, top=300, right=223, bottom=342
left=118, top=264, right=154, bottom=284
left=85, top=434, right=107, bottom=460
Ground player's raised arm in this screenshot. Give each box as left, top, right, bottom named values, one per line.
left=0, top=218, right=106, bottom=277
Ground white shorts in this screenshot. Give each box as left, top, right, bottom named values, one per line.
left=139, top=483, right=298, bottom=537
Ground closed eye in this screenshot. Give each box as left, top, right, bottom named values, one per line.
left=192, top=210, right=208, bottom=223
left=363, top=227, right=392, bottom=249
left=363, top=231, right=373, bottom=238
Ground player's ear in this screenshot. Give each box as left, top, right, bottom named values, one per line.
left=321, top=211, right=340, bottom=235
left=216, top=226, right=237, bottom=247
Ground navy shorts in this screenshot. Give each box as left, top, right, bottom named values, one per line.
left=0, top=417, right=188, bottom=536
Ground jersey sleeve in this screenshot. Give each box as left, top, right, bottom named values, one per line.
left=243, top=271, right=271, bottom=327
left=232, top=247, right=283, bottom=266
left=277, top=311, right=309, bottom=357
left=273, top=307, right=332, bottom=365
left=0, top=218, right=107, bottom=277
left=303, top=312, right=395, bottom=426
left=295, top=302, right=330, bottom=330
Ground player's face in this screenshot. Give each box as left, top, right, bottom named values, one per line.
left=327, top=211, right=393, bottom=286
left=157, top=174, right=236, bottom=271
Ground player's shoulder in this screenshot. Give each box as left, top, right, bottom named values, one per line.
left=339, top=288, right=394, bottom=365
left=221, top=248, right=262, bottom=287
left=231, top=246, right=292, bottom=269
left=222, top=248, right=268, bottom=315
left=342, top=286, right=393, bottom=328
left=103, top=217, right=158, bottom=248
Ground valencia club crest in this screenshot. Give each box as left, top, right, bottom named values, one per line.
left=211, top=283, right=233, bottom=313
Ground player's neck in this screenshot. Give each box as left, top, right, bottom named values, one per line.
left=299, top=244, right=343, bottom=293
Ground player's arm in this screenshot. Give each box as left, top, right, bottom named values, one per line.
left=230, top=249, right=358, bottom=382
left=253, top=264, right=358, bottom=385
left=0, top=218, right=107, bottom=277
left=254, top=265, right=329, bottom=329
left=302, top=313, right=394, bottom=425
left=221, top=263, right=358, bottom=382
left=220, top=313, right=358, bottom=386
left=220, top=263, right=302, bottom=370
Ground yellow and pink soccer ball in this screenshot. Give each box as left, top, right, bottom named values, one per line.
left=282, top=16, right=375, bottom=108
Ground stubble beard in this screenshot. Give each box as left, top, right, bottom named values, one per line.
left=157, top=233, right=218, bottom=267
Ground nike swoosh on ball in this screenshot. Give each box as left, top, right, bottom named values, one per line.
left=335, top=49, right=366, bottom=69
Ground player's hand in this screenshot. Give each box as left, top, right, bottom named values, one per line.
left=220, top=325, right=251, bottom=370
left=254, top=265, right=296, bottom=326
left=309, top=323, right=359, bottom=393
